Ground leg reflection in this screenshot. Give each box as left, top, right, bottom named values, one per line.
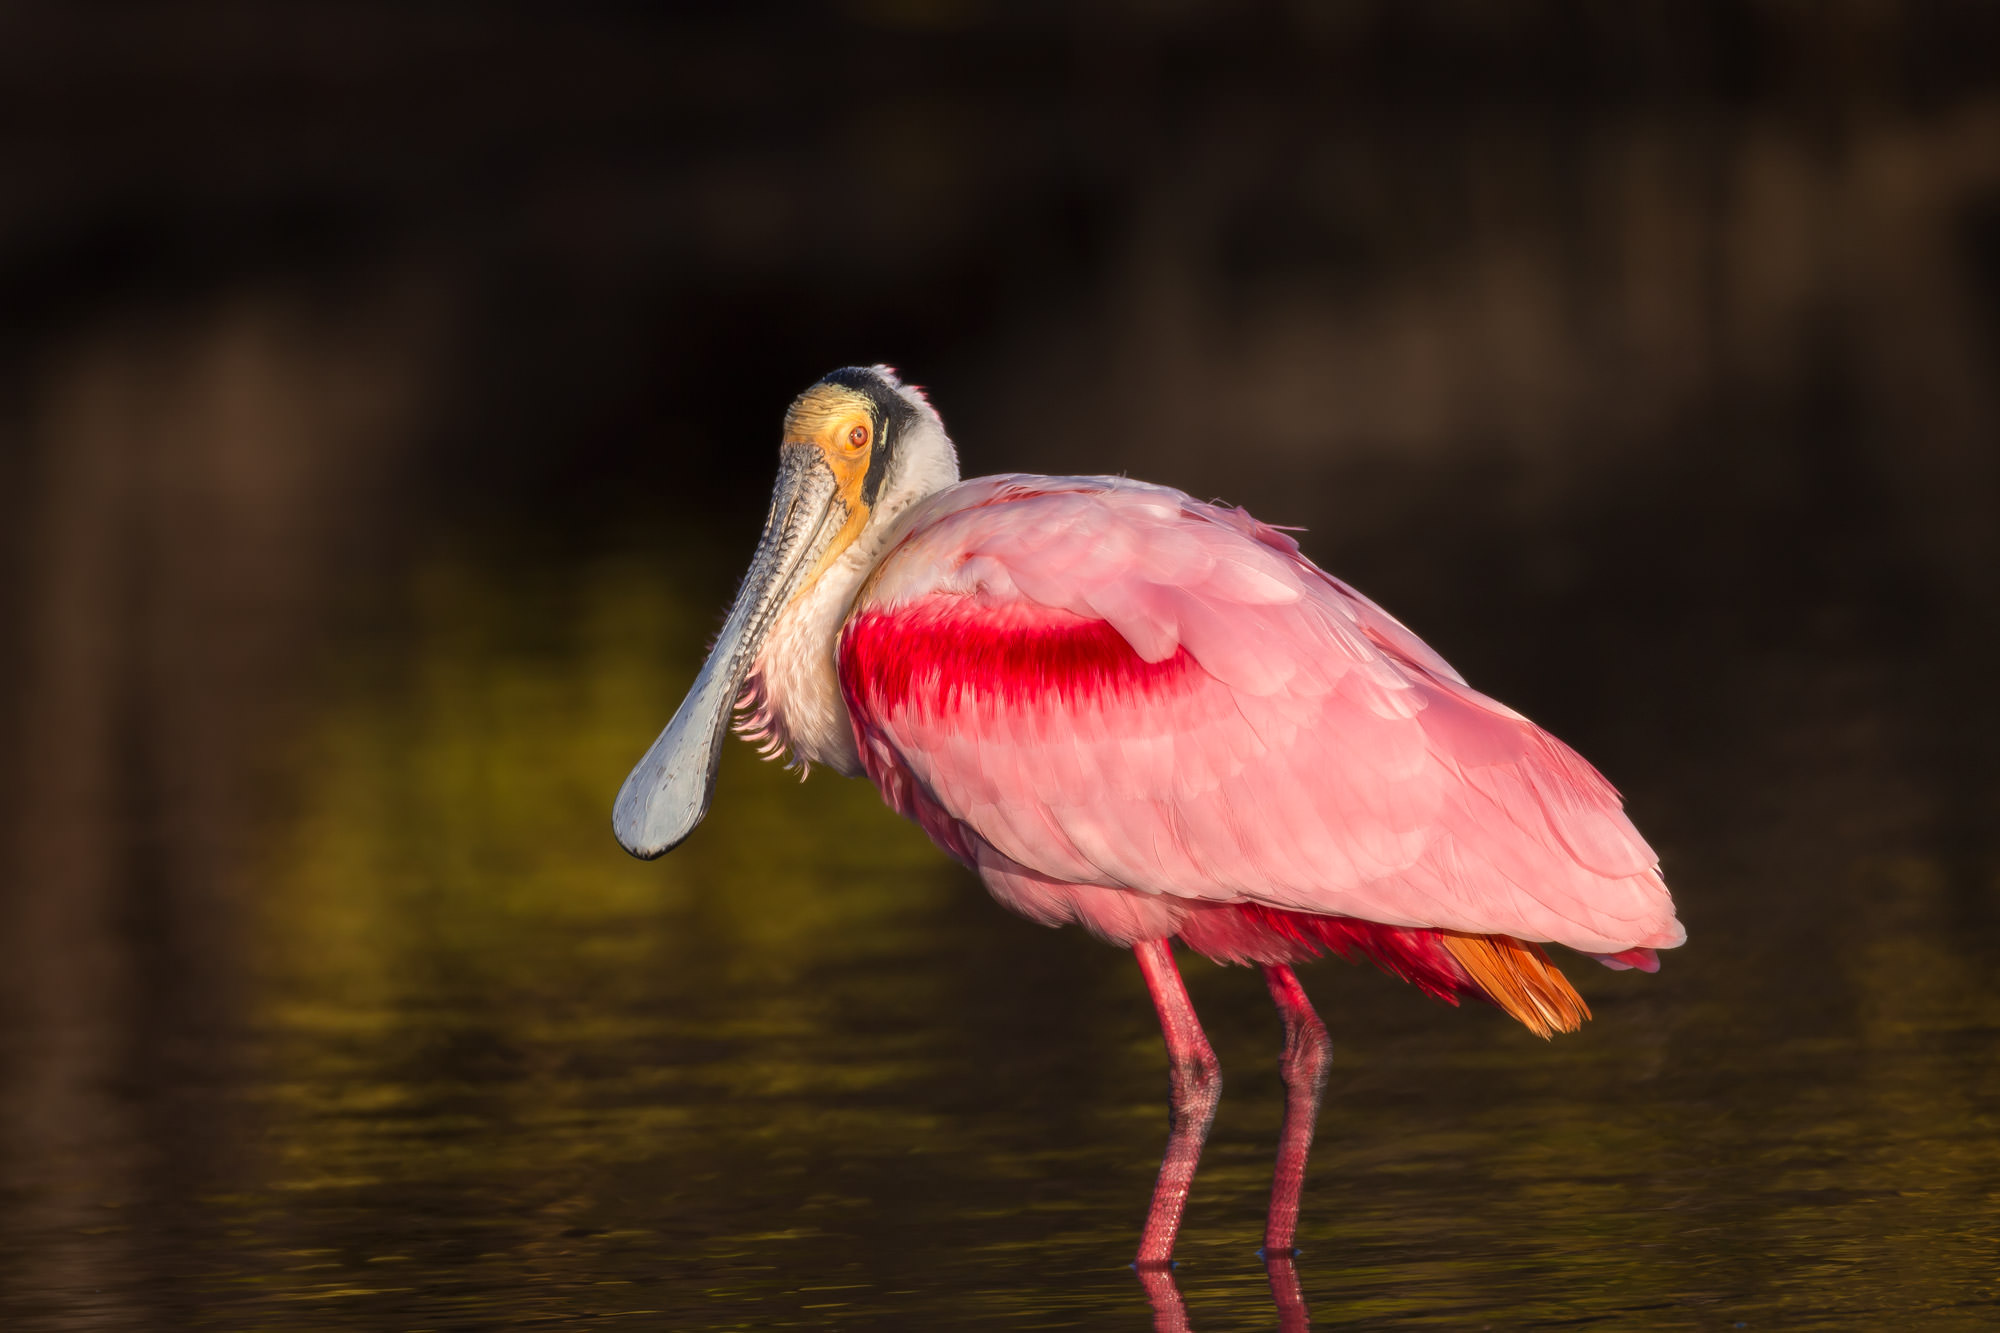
left=1135, top=1263, right=1191, bottom=1333
left=1265, top=1254, right=1312, bottom=1333
left=1132, top=1257, right=1313, bottom=1332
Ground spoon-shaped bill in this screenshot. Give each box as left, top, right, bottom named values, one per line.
left=612, top=446, right=838, bottom=858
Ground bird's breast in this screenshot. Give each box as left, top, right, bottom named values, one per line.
left=740, top=549, right=874, bottom=778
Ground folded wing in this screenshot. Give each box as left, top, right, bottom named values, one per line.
left=840, top=475, right=1683, bottom=957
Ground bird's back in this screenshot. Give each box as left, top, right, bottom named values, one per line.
left=840, top=474, right=1683, bottom=992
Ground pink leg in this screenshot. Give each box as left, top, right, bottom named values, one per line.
left=1260, top=963, right=1331, bottom=1257
left=1132, top=939, right=1222, bottom=1268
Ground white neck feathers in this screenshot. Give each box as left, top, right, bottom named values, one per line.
left=738, top=389, right=959, bottom=777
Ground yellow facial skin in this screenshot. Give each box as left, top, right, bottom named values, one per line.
left=782, top=384, right=877, bottom=583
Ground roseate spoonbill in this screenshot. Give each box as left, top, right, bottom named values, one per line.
left=614, top=365, right=1683, bottom=1265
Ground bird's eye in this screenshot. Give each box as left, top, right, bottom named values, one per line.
left=847, top=424, right=869, bottom=450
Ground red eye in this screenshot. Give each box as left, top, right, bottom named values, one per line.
left=848, top=424, right=869, bottom=449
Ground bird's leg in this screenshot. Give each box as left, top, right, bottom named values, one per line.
left=1132, top=938, right=1221, bottom=1268
left=1260, top=963, right=1331, bottom=1257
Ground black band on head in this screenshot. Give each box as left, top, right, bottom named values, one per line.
left=820, top=366, right=920, bottom=507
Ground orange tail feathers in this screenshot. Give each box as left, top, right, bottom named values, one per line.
left=1439, top=933, right=1591, bottom=1038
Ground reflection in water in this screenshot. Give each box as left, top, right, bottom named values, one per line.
left=0, top=288, right=438, bottom=1330
left=1137, top=1258, right=1309, bottom=1333
left=1263, top=1257, right=1309, bottom=1333
left=1137, top=1263, right=1194, bottom=1332
left=14, top=535, right=1960, bottom=1330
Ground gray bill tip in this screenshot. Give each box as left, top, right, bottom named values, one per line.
left=611, top=775, right=703, bottom=860
left=611, top=661, right=737, bottom=858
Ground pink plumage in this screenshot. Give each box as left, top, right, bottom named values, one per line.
left=840, top=474, right=1682, bottom=996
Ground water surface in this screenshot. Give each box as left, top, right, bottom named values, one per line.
left=3, top=9, right=1999, bottom=1324
left=6, top=527, right=1994, bottom=1330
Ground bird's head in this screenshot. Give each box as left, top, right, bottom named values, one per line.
left=612, top=365, right=958, bottom=859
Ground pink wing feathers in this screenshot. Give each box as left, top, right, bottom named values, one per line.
left=840, top=475, right=1684, bottom=960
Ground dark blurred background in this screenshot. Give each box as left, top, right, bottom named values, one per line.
left=2, top=3, right=1997, bottom=1329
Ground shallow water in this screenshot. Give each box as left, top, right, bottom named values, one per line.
left=4, top=10, right=2000, bottom=1324
left=5, top=527, right=1995, bottom=1330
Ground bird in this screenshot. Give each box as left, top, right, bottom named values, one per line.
left=613, top=365, right=1684, bottom=1266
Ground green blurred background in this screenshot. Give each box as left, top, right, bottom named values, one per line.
left=1, top=3, right=1996, bottom=1328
